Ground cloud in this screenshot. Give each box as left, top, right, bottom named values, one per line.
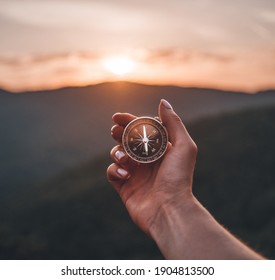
left=0, top=48, right=234, bottom=70
left=0, top=0, right=150, bottom=31
left=142, top=49, right=235, bottom=64
left=1, top=0, right=275, bottom=56
left=0, top=51, right=100, bottom=66
left=258, top=9, right=275, bottom=23
left=0, top=51, right=105, bottom=91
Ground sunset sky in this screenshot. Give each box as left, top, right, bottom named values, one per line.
left=0, top=0, right=275, bottom=92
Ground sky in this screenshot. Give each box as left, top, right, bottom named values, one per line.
left=0, top=0, right=275, bottom=92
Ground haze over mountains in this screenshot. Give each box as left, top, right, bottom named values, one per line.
left=1, top=82, right=275, bottom=189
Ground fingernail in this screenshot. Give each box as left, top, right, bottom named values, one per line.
left=161, top=99, right=173, bottom=110
left=117, top=168, right=128, bottom=177
left=115, top=150, right=125, bottom=160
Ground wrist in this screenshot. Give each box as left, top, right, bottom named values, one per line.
left=149, top=192, right=264, bottom=260
left=148, top=191, right=201, bottom=258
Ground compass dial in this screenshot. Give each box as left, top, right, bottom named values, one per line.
left=122, top=117, right=169, bottom=163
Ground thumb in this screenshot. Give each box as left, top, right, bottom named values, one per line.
left=158, top=99, right=192, bottom=147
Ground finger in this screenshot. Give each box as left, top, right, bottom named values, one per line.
left=112, top=113, right=137, bottom=127
left=106, top=163, right=130, bottom=191
left=111, top=125, right=124, bottom=143
left=110, top=145, right=128, bottom=164
left=158, top=99, right=194, bottom=147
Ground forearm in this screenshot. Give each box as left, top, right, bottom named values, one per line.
left=149, top=194, right=264, bottom=260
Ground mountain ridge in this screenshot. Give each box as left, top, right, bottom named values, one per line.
left=1, top=81, right=274, bottom=95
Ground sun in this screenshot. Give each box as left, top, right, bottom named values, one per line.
left=103, top=56, right=135, bottom=76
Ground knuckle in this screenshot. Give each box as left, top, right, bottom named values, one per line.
left=106, top=163, right=114, bottom=174
left=171, top=112, right=183, bottom=124
left=189, top=140, right=198, bottom=154
left=178, top=139, right=198, bottom=157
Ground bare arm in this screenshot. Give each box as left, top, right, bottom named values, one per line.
left=150, top=194, right=263, bottom=259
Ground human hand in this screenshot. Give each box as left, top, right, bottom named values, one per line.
left=107, top=99, right=265, bottom=260
left=107, top=99, right=198, bottom=237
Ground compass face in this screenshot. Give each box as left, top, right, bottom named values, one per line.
left=122, top=117, right=168, bottom=163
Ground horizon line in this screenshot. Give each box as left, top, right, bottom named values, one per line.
left=1, top=80, right=275, bottom=95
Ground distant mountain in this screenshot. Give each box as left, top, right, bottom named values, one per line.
left=1, top=82, right=275, bottom=189
left=1, top=104, right=274, bottom=259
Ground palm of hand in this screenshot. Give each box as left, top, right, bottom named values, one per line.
left=117, top=147, right=188, bottom=236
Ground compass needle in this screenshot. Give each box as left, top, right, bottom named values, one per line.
left=142, top=125, right=149, bottom=155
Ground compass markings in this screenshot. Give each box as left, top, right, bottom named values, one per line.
left=122, top=117, right=168, bottom=163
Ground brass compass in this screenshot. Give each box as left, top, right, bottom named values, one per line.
left=122, top=117, right=168, bottom=163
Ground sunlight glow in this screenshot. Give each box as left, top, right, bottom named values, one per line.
left=103, top=56, right=135, bottom=76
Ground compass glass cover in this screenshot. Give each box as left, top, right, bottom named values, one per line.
left=122, top=117, right=168, bottom=163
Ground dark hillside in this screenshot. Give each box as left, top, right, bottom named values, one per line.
left=0, top=104, right=275, bottom=259
left=1, top=82, right=275, bottom=190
